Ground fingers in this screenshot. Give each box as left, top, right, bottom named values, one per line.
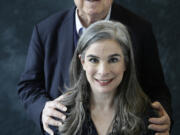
left=42, top=106, right=63, bottom=135
left=151, top=101, right=164, bottom=116
left=50, top=109, right=66, bottom=121
left=43, top=116, right=62, bottom=127
left=148, top=116, right=170, bottom=132
left=149, top=115, right=168, bottom=125
left=44, top=124, right=54, bottom=135
left=151, top=101, right=162, bottom=109
left=148, top=123, right=169, bottom=132
left=150, top=101, right=170, bottom=124
left=43, top=101, right=67, bottom=122
left=43, top=117, right=62, bottom=135
left=149, top=101, right=171, bottom=133
left=42, top=96, right=67, bottom=135
left=46, top=100, right=67, bottom=112
left=155, top=132, right=169, bottom=135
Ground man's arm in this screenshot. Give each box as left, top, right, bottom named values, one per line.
left=17, top=25, right=50, bottom=130
left=140, top=24, right=172, bottom=119
left=18, top=24, right=68, bottom=135
left=139, top=24, right=173, bottom=133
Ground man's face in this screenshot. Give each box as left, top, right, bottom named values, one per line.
left=74, top=0, right=113, bottom=18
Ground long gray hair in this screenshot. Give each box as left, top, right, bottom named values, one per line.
left=59, top=20, right=151, bottom=135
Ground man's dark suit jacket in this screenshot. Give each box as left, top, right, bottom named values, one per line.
left=17, top=3, right=172, bottom=134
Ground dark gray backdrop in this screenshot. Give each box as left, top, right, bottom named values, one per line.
left=0, top=0, right=179, bottom=135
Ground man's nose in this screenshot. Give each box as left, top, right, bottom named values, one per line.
left=97, top=62, right=110, bottom=75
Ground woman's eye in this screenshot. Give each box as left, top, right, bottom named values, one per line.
left=108, top=58, right=119, bottom=63
left=89, top=58, right=99, bottom=63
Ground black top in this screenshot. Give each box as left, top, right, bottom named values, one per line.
left=53, top=105, right=156, bottom=135
left=79, top=106, right=156, bottom=135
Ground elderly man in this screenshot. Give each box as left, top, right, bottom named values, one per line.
left=18, top=0, right=172, bottom=135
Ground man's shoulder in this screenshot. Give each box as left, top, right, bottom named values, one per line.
left=35, top=7, right=75, bottom=34
left=112, top=3, right=151, bottom=28
left=38, top=9, right=70, bottom=26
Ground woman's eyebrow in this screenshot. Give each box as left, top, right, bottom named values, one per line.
left=108, top=54, right=121, bottom=58
left=87, top=54, right=99, bottom=58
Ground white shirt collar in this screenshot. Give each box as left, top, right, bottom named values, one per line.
left=75, top=7, right=112, bottom=35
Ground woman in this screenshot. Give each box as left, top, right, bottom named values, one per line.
left=58, top=20, right=156, bottom=135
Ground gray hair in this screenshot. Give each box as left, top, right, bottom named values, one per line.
left=59, top=20, right=151, bottom=135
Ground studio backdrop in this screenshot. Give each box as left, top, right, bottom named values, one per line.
left=0, top=0, right=179, bottom=135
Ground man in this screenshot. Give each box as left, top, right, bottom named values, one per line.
left=18, top=0, right=172, bottom=135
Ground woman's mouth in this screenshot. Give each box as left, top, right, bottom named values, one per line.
left=86, top=0, right=100, bottom=2
left=86, top=0, right=100, bottom=1
left=95, top=78, right=113, bottom=86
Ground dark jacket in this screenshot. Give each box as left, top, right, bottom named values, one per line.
left=17, top=2, right=172, bottom=134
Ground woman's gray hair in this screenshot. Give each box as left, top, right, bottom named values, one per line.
left=59, top=20, right=151, bottom=135
left=78, top=20, right=132, bottom=65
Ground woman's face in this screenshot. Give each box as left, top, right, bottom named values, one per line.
left=81, top=39, right=126, bottom=94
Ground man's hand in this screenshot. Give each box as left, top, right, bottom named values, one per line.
left=148, top=101, right=171, bottom=135
left=42, top=95, right=67, bottom=135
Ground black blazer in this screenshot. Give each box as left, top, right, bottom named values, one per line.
left=17, top=2, right=172, bottom=134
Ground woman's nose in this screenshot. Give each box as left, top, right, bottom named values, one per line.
left=97, top=62, right=110, bottom=75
